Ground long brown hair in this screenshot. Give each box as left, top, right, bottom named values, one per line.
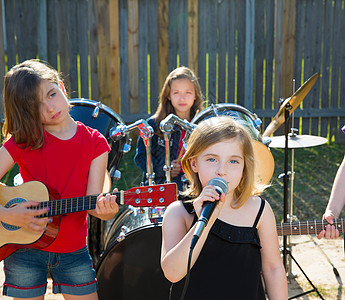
left=181, top=116, right=266, bottom=208
left=2, top=59, right=63, bottom=149
left=153, top=66, right=204, bottom=134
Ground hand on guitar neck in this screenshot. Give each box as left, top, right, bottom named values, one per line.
left=316, top=212, right=340, bottom=240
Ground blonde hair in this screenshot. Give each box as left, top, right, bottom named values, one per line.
left=2, top=59, right=63, bottom=149
left=181, top=116, right=265, bottom=208
left=153, top=66, right=204, bottom=135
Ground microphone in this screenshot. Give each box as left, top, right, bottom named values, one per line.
left=190, top=178, right=228, bottom=249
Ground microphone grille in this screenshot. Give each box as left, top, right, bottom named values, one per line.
left=208, top=178, right=228, bottom=194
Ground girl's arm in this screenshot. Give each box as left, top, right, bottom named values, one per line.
left=317, top=155, right=345, bottom=239
left=161, top=185, right=223, bottom=283
left=0, top=146, right=50, bottom=232
left=87, top=152, right=119, bottom=220
left=258, top=200, right=288, bottom=300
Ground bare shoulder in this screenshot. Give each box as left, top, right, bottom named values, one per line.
left=245, top=196, right=275, bottom=225
left=162, top=200, right=196, bottom=235
left=163, top=200, right=193, bottom=225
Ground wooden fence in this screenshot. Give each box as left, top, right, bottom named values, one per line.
left=1, top=0, right=345, bottom=142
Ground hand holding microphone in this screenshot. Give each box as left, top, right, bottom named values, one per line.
left=190, top=178, right=228, bottom=249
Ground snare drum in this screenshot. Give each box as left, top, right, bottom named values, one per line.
left=191, top=103, right=274, bottom=185
left=96, top=208, right=171, bottom=300
left=69, top=98, right=131, bottom=174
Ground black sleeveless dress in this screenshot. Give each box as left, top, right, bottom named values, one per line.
left=169, top=198, right=266, bottom=300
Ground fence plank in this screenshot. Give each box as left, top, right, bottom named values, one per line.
left=261, top=0, right=275, bottom=129
left=37, top=0, right=47, bottom=61
left=244, top=0, right=255, bottom=110
left=158, top=0, right=169, bottom=92
left=56, top=0, right=69, bottom=89
left=148, top=0, right=159, bottom=114
left=330, top=0, right=342, bottom=141
left=188, top=0, right=198, bottom=74
left=178, top=0, right=188, bottom=67
left=88, top=0, right=99, bottom=101
left=217, top=0, right=228, bottom=103
left=236, top=0, right=245, bottom=106
left=97, top=0, right=111, bottom=106
left=0, top=0, right=4, bottom=118
left=197, top=0, right=207, bottom=101
left=67, top=0, right=78, bottom=98
left=128, top=0, right=139, bottom=114
left=77, top=0, right=89, bottom=99
left=227, top=0, right=236, bottom=104
left=119, top=0, right=129, bottom=116
left=206, top=0, right=217, bottom=103
left=47, top=0, right=58, bottom=69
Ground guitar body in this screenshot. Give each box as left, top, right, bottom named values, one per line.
left=0, top=181, right=60, bottom=261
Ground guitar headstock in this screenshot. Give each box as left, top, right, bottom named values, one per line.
left=122, top=183, right=177, bottom=207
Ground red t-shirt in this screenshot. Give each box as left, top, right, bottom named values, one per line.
left=3, top=121, right=110, bottom=252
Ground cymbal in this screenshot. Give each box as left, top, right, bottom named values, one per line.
left=263, top=73, right=319, bottom=137
left=268, top=134, right=328, bottom=149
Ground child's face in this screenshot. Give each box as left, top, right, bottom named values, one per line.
left=39, top=79, right=70, bottom=125
left=169, top=78, right=195, bottom=119
left=190, top=138, right=244, bottom=194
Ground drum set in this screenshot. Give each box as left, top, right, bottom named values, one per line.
left=68, top=73, right=325, bottom=300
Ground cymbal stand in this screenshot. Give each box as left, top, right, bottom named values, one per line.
left=280, top=104, right=324, bottom=300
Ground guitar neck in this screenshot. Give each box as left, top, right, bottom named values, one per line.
left=31, top=182, right=177, bottom=218
left=36, top=192, right=119, bottom=217
left=277, top=218, right=345, bottom=236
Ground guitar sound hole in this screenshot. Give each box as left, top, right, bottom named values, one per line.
left=2, top=197, right=27, bottom=231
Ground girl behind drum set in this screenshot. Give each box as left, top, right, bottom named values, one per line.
left=134, top=66, right=204, bottom=191
left=161, top=116, right=287, bottom=299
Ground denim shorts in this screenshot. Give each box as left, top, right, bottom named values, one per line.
left=3, top=246, right=97, bottom=298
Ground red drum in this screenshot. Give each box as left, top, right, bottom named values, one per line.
left=69, top=98, right=131, bottom=174
left=96, top=208, right=171, bottom=300
left=191, top=103, right=274, bottom=185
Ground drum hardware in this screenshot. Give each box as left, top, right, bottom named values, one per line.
left=162, top=131, right=172, bottom=183
left=263, top=73, right=319, bottom=137
left=110, top=119, right=155, bottom=186
left=91, top=101, right=102, bottom=118
left=271, top=79, right=324, bottom=299
left=160, top=114, right=196, bottom=184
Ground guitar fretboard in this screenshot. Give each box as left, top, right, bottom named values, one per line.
left=277, top=219, right=345, bottom=236
left=35, top=192, right=121, bottom=217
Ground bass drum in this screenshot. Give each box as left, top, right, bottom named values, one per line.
left=191, top=103, right=274, bottom=185
left=69, top=98, right=131, bottom=265
left=96, top=208, right=171, bottom=300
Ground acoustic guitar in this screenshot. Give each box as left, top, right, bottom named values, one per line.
left=0, top=181, right=177, bottom=261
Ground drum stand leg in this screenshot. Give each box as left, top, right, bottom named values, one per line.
left=280, top=107, right=324, bottom=299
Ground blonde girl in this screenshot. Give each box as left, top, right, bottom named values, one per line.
left=161, top=116, right=287, bottom=299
